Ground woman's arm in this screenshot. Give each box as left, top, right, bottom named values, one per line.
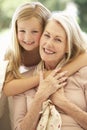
left=14, top=93, right=43, bottom=130
left=59, top=99, right=87, bottom=129
left=51, top=88, right=87, bottom=130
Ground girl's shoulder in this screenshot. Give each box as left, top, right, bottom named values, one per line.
left=20, top=65, right=37, bottom=77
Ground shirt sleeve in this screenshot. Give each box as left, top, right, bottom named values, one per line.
left=82, top=68, right=87, bottom=108
left=77, top=66, right=87, bottom=110
left=13, top=93, right=27, bottom=130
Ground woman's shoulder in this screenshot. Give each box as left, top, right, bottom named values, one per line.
left=74, top=66, right=87, bottom=81
left=20, top=65, right=37, bottom=77
left=69, top=66, right=87, bottom=88
left=78, top=66, right=87, bottom=74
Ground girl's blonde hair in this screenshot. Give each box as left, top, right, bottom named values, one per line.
left=45, top=11, right=86, bottom=68
left=5, top=2, right=51, bottom=81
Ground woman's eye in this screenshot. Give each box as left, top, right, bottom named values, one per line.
left=55, top=38, right=62, bottom=43
left=44, top=34, right=50, bottom=38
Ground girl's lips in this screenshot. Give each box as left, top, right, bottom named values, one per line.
left=24, top=41, right=35, bottom=45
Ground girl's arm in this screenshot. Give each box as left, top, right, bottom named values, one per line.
left=3, top=52, right=87, bottom=96
left=61, top=52, right=87, bottom=76
left=3, top=75, right=39, bottom=96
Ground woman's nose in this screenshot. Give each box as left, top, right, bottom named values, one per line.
left=46, top=38, right=54, bottom=47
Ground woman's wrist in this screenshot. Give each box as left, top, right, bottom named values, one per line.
left=35, top=89, right=48, bottom=103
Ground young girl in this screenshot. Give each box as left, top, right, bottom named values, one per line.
left=3, top=2, right=87, bottom=97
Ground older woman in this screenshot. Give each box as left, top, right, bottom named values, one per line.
left=13, top=11, right=87, bottom=130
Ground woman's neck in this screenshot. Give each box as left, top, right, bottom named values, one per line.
left=44, top=57, right=66, bottom=70
left=44, top=62, right=57, bottom=70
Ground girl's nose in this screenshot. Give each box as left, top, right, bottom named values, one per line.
left=24, top=32, right=33, bottom=42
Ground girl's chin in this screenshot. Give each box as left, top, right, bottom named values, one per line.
left=24, top=48, right=35, bottom=51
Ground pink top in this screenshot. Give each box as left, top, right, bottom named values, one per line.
left=13, top=66, right=87, bottom=130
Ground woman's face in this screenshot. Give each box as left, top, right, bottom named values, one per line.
left=40, top=20, right=67, bottom=69
left=17, top=17, right=43, bottom=51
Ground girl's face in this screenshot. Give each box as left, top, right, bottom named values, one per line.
left=17, top=17, right=43, bottom=51
left=40, top=20, right=67, bottom=69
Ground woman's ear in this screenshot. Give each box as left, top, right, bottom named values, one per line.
left=65, top=46, right=69, bottom=53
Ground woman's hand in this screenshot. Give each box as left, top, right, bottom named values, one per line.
left=36, top=68, right=68, bottom=102
left=51, top=87, right=68, bottom=106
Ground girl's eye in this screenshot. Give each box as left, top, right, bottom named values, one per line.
left=19, top=30, right=25, bottom=32
left=32, top=30, right=38, bottom=33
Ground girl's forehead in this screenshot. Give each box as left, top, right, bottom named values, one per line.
left=17, top=17, right=43, bottom=30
